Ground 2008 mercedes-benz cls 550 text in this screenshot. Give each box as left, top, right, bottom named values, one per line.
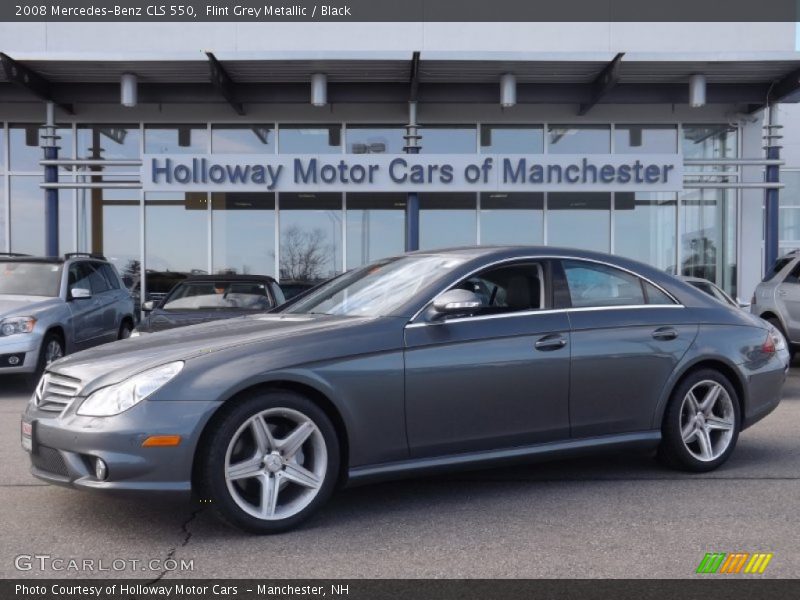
left=21, top=247, right=788, bottom=533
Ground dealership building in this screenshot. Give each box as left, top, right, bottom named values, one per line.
left=1, top=21, right=800, bottom=302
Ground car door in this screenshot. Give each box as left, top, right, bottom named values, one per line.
left=774, top=262, right=800, bottom=342
left=557, top=259, right=698, bottom=438
left=404, top=260, right=571, bottom=458
left=66, top=262, right=104, bottom=347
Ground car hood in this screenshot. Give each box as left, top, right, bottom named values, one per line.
left=0, top=295, right=61, bottom=319
left=48, top=313, right=373, bottom=389
left=138, top=309, right=249, bottom=333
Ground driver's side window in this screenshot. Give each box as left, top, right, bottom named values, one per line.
left=450, top=262, right=546, bottom=316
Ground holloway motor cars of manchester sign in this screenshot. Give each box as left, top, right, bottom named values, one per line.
left=142, top=153, right=684, bottom=193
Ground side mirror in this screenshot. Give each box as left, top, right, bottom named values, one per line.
left=70, top=287, right=92, bottom=300
left=431, top=289, right=484, bottom=320
left=142, top=300, right=155, bottom=312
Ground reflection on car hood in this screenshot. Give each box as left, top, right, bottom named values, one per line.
left=138, top=309, right=251, bottom=333
left=0, top=295, right=61, bottom=319
left=48, top=313, right=368, bottom=388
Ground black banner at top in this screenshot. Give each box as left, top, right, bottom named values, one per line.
left=1, top=0, right=799, bottom=22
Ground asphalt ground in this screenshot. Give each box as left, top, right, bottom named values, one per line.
left=0, top=365, right=798, bottom=579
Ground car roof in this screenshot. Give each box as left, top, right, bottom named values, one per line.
left=178, top=275, right=277, bottom=284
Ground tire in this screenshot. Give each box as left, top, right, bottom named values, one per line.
left=28, top=331, right=65, bottom=386
left=658, top=369, right=741, bottom=472
left=199, top=390, right=340, bottom=534
left=118, top=319, right=134, bottom=340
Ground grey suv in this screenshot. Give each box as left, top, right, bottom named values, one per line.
left=0, top=253, right=136, bottom=379
left=751, top=250, right=800, bottom=357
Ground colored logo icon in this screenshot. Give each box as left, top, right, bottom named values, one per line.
left=696, top=552, right=773, bottom=574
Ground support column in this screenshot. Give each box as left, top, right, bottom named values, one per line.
left=764, top=105, right=782, bottom=273
left=404, top=101, right=421, bottom=252
left=42, top=102, right=60, bottom=257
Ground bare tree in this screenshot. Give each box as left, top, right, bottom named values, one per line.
left=279, top=226, right=330, bottom=281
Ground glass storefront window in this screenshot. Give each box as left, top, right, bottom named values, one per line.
left=480, top=125, right=544, bottom=153
left=614, top=125, right=677, bottom=154
left=0, top=126, right=5, bottom=170
left=9, top=124, right=74, bottom=172
left=419, top=193, right=477, bottom=250
left=279, top=126, right=341, bottom=154
left=0, top=183, right=5, bottom=251
left=479, top=193, right=543, bottom=245
left=9, top=176, right=74, bottom=256
left=418, top=126, right=476, bottom=153
left=548, top=126, right=610, bottom=154
left=145, top=125, right=209, bottom=154
left=680, top=188, right=737, bottom=296
left=145, top=192, right=209, bottom=275
left=547, top=192, right=611, bottom=252
left=212, top=125, right=275, bottom=154
left=682, top=125, right=738, bottom=174
left=346, top=193, right=406, bottom=269
left=614, top=192, right=677, bottom=271
left=779, top=172, right=800, bottom=249
left=279, top=193, right=342, bottom=282
left=346, top=126, right=405, bottom=154
left=212, top=192, right=276, bottom=276
left=75, top=181, right=140, bottom=279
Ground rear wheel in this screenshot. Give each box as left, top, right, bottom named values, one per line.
left=200, top=390, right=339, bottom=534
left=658, top=369, right=741, bottom=472
left=118, top=319, right=134, bottom=340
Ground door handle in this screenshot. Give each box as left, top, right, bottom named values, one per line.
left=652, top=327, right=678, bottom=341
left=535, top=334, right=567, bottom=351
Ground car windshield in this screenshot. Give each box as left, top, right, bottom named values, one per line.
left=0, top=262, right=62, bottom=297
left=763, top=256, right=794, bottom=282
left=162, top=281, right=272, bottom=311
left=285, top=254, right=468, bottom=317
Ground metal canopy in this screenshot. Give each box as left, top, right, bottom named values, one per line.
left=1, top=51, right=799, bottom=106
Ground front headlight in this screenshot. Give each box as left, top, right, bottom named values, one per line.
left=0, top=317, right=36, bottom=337
left=77, top=361, right=184, bottom=417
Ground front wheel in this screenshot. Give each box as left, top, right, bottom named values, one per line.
left=28, top=332, right=65, bottom=386
left=658, top=369, right=741, bottom=472
left=200, top=391, right=339, bottom=534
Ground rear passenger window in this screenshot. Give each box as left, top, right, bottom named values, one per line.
left=562, top=260, right=646, bottom=308
left=100, top=264, right=121, bottom=290
left=82, top=263, right=110, bottom=294
left=643, top=282, right=675, bottom=305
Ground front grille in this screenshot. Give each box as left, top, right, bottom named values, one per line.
left=31, top=446, right=69, bottom=477
left=35, top=372, right=82, bottom=413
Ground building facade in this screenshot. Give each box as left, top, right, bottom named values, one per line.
left=1, top=21, right=798, bottom=303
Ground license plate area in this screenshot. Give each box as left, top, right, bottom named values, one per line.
left=21, top=420, right=34, bottom=453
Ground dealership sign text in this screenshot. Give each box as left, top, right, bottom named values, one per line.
left=143, top=154, right=683, bottom=192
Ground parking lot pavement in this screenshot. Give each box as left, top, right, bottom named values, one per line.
left=1, top=369, right=798, bottom=579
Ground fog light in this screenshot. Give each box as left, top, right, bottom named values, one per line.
left=95, top=458, right=108, bottom=481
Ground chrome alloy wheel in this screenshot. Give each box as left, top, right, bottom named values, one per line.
left=224, top=408, right=327, bottom=521
left=44, top=339, right=64, bottom=365
left=679, top=380, right=735, bottom=462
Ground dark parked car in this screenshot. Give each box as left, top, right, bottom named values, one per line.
left=23, top=247, right=787, bottom=533
left=134, top=275, right=284, bottom=335
left=278, top=280, right=316, bottom=301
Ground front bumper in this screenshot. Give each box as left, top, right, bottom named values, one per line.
left=21, top=397, right=220, bottom=494
left=0, top=333, right=41, bottom=374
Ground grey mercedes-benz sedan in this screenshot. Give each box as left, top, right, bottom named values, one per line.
left=22, top=247, right=788, bottom=533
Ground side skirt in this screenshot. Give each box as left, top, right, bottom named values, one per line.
left=346, top=431, right=661, bottom=487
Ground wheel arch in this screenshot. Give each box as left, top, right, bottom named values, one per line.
left=191, top=378, right=351, bottom=493
left=653, top=357, right=747, bottom=430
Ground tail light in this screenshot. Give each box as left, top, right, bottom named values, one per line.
left=762, top=333, right=776, bottom=354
